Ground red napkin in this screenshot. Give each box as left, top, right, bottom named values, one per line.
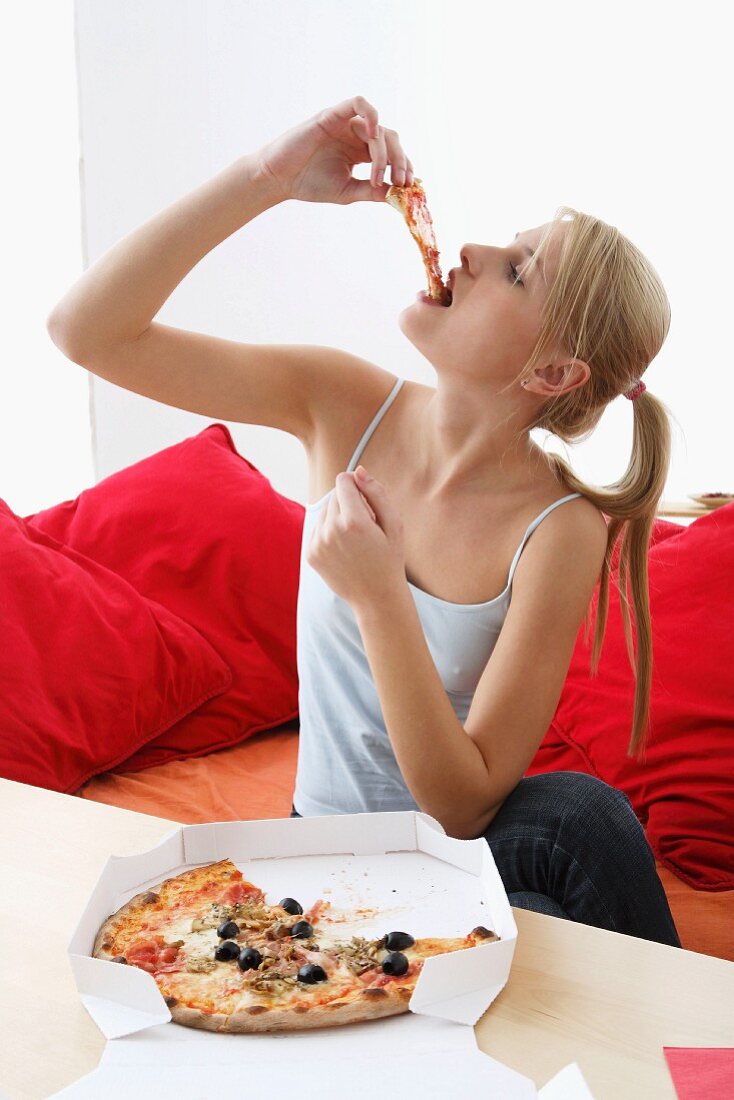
left=664, top=1048, right=734, bottom=1099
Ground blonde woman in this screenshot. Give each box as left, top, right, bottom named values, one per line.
left=48, top=97, right=680, bottom=946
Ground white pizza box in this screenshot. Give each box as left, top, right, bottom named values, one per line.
left=61, top=811, right=596, bottom=1098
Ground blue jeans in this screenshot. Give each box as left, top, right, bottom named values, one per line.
left=291, top=771, right=681, bottom=947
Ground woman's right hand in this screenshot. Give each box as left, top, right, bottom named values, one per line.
left=255, top=96, right=415, bottom=206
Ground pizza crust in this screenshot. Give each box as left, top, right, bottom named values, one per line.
left=168, top=983, right=412, bottom=1033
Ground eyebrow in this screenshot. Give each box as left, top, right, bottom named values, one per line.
left=514, top=232, right=546, bottom=285
left=514, top=232, right=535, bottom=260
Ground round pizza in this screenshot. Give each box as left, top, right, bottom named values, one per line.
left=93, top=858, right=499, bottom=1033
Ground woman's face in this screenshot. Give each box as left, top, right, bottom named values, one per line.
left=398, top=221, right=567, bottom=388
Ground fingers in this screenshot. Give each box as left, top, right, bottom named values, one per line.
left=369, top=127, right=388, bottom=188
left=347, top=117, right=389, bottom=187
left=320, top=95, right=379, bottom=139
left=382, top=131, right=413, bottom=188
left=348, top=109, right=415, bottom=191
left=368, top=126, right=415, bottom=189
left=333, top=472, right=369, bottom=524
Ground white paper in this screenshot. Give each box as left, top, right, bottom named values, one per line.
left=53, top=1058, right=538, bottom=1099
left=53, top=1017, right=539, bottom=1098
left=539, top=1062, right=597, bottom=1099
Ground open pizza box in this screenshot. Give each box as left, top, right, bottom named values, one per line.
left=58, top=811, right=595, bottom=1098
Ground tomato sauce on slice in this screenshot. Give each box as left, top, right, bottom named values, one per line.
left=223, top=880, right=265, bottom=905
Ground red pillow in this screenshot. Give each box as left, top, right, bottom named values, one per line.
left=27, top=425, right=303, bottom=771
left=529, top=506, right=734, bottom=891
left=0, top=500, right=230, bottom=793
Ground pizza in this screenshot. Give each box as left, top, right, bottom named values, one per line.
left=386, top=178, right=452, bottom=306
left=93, top=858, right=499, bottom=1033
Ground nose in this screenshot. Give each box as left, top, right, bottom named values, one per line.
left=459, top=246, right=476, bottom=276
left=459, top=243, right=504, bottom=276
left=459, top=245, right=474, bottom=272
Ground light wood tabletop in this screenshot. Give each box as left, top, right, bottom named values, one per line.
left=657, top=499, right=731, bottom=519
left=1, top=777, right=732, bottom=1099
left=657, top=500, right=708, bottom=518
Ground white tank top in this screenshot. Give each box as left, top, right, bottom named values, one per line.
left=292, top=376, right=583, bottom=816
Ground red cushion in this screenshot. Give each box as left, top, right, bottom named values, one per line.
left=27, top=425, right=304, bottom=771
left=529, top=506, right=734, bottom=891
left=0, top=500, right=230, bottom=793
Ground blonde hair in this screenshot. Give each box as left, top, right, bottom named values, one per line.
left=507, top=206, right=673, bottom=759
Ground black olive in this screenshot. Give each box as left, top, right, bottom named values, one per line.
left=238, top=947, right=263, bottom=971
left=214, top=940, right=240, bottom=962
left=279, top=897, right=304, bottom=916
left=290, top=920, right=313, bottom=939
left=383, top=931, right=415, bottom=952
left=297, top=964, right=327, bottom=984
left=217, top=920, right=240, bottom=939
left=382, top=951, right=409, bottom=977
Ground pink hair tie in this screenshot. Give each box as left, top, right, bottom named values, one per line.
left=624, top=380, right=646, bottom=401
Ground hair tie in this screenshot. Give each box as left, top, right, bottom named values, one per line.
left=624, top=380, right=646, bottom=401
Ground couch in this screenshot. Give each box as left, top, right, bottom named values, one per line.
left=2, top=424, right=731, bottom=961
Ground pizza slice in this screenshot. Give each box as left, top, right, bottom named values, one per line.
left=386, top=178, right=452, bottom=306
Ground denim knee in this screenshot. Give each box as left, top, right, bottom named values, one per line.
left=549, top=772, right=653, bottom=860
left=553, top=772, right=638, bottom=826
left=508, top=891, right=569, bottom=920
left=536, top=770, right=625, bottom=804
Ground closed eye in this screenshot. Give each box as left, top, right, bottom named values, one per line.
left=508, top=262, right=524, bottom=287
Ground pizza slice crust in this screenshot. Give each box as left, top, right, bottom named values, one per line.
left=167, top=982, right=413, bottom=1033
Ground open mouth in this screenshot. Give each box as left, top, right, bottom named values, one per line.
left=417, top=287, right=453, bottom=308
left=418, top=291, right=451, bottom=308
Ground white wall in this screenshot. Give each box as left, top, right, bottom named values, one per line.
left=1, top=1, right=94, bottom=515
left=73, top=0, right=732, bottom=506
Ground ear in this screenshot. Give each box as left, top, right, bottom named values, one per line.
left=522, top=359, right=590, bottom=398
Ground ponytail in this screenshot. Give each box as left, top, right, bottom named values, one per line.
left=544, top=389, right=672, bottom=757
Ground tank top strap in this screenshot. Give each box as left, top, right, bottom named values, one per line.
left=346, top=377, right=406, bottom=472
left=506, top=492, right=585, bottom=588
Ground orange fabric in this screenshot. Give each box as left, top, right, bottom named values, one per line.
left=78, top=727, right=734, bottom=962
left=78, top=723, right=300, bottom=824
left=655, top=863, right=734, bottom=962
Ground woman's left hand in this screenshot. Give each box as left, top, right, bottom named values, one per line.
left=306, top=466, right=406, bottom=611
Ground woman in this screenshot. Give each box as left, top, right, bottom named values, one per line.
left=48, top=96, right=680, bottom=946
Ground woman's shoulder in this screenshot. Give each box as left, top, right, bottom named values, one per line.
left=518, top=459, right=607, bottom=558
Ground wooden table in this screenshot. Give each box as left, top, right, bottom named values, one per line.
left=657, top=499, right=734, bottom=519
left=1, top=778, right=732, bottom=1099
left=657, top=500, right=710, bottom=518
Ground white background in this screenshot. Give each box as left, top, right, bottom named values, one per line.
left=1, top=1, right=94, bottom=515
left=3, top=0, right=732, bottom=515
